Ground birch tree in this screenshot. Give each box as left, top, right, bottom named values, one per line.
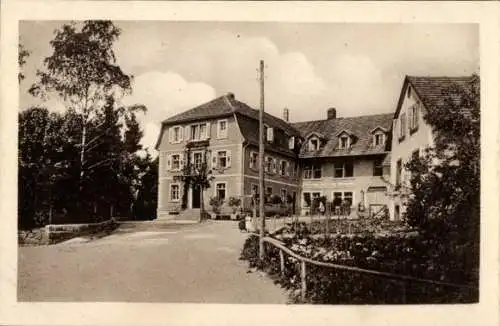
left=29, top=20, right=133, bottom=187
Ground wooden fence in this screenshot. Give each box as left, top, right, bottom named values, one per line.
left=261, top=236, right=478, bottom=301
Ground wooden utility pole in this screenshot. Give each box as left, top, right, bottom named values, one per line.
left=259, top=60, right=266, bottom=263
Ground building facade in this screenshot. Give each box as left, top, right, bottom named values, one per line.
left=389, top=75, right=477, bottom=220
left=155, top=75, right=476, bottom=221
left=155, top=93, right=302, bottom=220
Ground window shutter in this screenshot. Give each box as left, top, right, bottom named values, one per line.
left=179, top=153, right=185, bottom=169
left=205, top=122, right=211, bottom=139
left=286, top=162, right=290, bottom=176
left=216, top=120, right=221, bottom=138
left=272, top=158, right=277, bottom=174
left=168, top=128, right=173, bottom=143
left=227, top=150, right=232, bottom=167
left=267, top=127, right=274, bottom=142
left=288, top=136, right=294, bottom=149
left=178, top=126, right=183, bottom=142
left=166, top=154, right=172, bottom=171
left=185, top=126, right=191, bottom=141
left=212, top=153, right=218, bottom=169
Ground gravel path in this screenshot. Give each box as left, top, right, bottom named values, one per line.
left=18, top=220, right=288, bottom=303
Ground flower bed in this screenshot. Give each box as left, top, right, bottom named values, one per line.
left=240, top=227, right=479, bottom=304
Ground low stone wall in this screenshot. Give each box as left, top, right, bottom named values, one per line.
left=45, top=219, right=117, bottom=244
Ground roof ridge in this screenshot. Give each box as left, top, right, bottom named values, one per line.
left=291, top=112, right=394, bottom=125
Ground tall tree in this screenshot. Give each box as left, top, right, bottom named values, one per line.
left=18, top=107, right=72, bottom=228
left=29, top=21, right=132, bottom=188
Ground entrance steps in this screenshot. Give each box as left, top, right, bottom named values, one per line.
left=157, top=208, right=202, bottom=223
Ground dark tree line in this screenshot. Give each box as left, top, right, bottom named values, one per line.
left=19, top=21, right=157, bottom=229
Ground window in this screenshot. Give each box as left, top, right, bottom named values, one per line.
left=334, top=161, right=354, bottom=178
left=309, top=138, right=319, bottom=151
left=303, top=192, right=311, bottom=207
left=217, top=151, right=227, bottom=168
left=396, top=159, right=402, bottom=187
left=193, top=152, right=203, bottom=171
left=217, top=119, right=228, bottom=139
left=215, top=183, right=226, bottom=200
left=171, top=154, right=181, bottom=171
left=169, top=126, right=183, bottom=143
left=339, top=135, right=350, bottom=149
left=288, top=136, right=295, bottom=149
left=409, top=104, right=419, bottom=133
left=170, top=184, right=180, bottom=201
left=280, top=160, right=287, bottom=176
left=250, top=152, right=259, bottom=169
left=266, top=126, right=274, bottom=142
left=173, top=126, right=181, bottom=142
left=280, top=189, right=287, bottom=202
left=190, top=123, right=208, bottom=141
left=344, top=192, right=353, bottom=206
left=332, top=192, right=353, bottom=207
left=251, top=184, right=259, bottom=196
left=265, top=156, right=274, bottom=173
left=266, top=186, right=273, bottom=196
left=399, top=113, right=406, bottom=140
left=373, top=159, right=384, bottom=176
left=407, top=86, right=411, bottom=98
left=304, top=164, right=321, bottom=179
left=373, top=133, right=385, bottom=146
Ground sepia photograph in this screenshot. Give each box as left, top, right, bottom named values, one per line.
left=2, top=1, right=499, bottom=326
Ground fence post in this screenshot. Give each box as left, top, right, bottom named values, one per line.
left=301, top=260, right=307, bottom=300
left=279, top=249, right=285, bottom=277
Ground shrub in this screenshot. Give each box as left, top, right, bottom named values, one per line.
left=228, top=196, right=242, bottom=213
left=269, top=195, right=281, bottom=205
left=209, top=196, right=224, bottom=214
left=240, top=231, right=478, bottom=304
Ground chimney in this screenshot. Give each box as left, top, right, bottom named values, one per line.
left=283, top=107, right=290, bottom=122
left=327, top=107, right=337, bottom=120
left=226, top=92, right=235, bottom=100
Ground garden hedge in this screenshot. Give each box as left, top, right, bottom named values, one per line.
left=240, top=233, right=478, bottom=304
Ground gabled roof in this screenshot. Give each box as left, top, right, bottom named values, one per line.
left=370, top=126, right=388, bottom=134
left=394, top=75, right=477, bottom=119
left=156, top=93, right=301, bottom=152
left=305, top=131, right=326, bottom=140
left=161, top=94, right=237, bottom=125
left=292, top=113, right=393, bottom=158
left=335, top=129, right=355, bottom=137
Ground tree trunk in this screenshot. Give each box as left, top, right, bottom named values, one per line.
left=199, top=186, right=204, bottom=222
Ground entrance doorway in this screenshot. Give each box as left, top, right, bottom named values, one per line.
left=192, top=186, right=201, bottom=209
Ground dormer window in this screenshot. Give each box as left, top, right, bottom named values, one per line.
left=373, top=132, right=385, bottom=146
left=339, top=136, right=349, bottom=149
left=370, top=126, right=388, bottom=147
left=309, top=138, right=319, bottom=151
left=336, top=130, right=353, bottom=150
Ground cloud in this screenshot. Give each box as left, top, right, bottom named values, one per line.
left=122, top=71, right=216, bottom=151
left=115, top=28, right=328, bottom=123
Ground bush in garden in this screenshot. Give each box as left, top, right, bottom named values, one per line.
left=270, top=195, right=282, bottom=205
left=209, top=196, right=224, bottom=214
left=240, top=231, right=478, bottom=304
left=228, top=196, right=241, bottom=213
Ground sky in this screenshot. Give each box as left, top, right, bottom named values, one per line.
left=19, top=21, right=479, bottom=153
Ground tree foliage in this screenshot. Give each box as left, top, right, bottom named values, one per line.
left=19, top=20, right=156, bottom=228
left=18, top=43, right=30, bottom=83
